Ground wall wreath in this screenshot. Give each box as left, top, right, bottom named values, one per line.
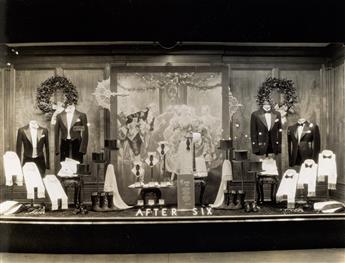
left=256, top=77, right=297, bottom=109
left=37, top=76, right=78, bottom=120
left=256, top=77, right=297, bottom=123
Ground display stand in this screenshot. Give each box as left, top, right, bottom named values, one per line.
left=76, top=163, right=91, bottom=207
left=92, top=152, right=106, bottom=193
left=248, top=161, right=263, bottom=203
left=233, top=150, right=248, bottom=195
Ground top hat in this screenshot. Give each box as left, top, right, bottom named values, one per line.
left=92, top=152, right=106, bottom=163
left=248, top=161, right=263, bottom=172
left=218, top=139, right=233, bottom=150
left=77, top=163, right=91, bottom=175
left=234, top=150, right=248, bottom=161
left=104, top=139, right=119, bottom=150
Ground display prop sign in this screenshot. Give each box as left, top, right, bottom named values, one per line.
left=177, top=174, right=195, bottom=211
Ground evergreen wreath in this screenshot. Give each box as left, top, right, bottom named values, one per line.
left=256, top=77, right=297, bottom=111
left=37, top=76, right=78, bottom=120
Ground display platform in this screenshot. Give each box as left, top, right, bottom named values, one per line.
left=1, top=204, right=344, bottom=253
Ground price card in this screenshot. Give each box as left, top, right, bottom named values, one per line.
left=137, top=200, right=144, bottom=206
left=177, top=174, right=195, bottom=211
left=158, top=199, right=165, bottom=206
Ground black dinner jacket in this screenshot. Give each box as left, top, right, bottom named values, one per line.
left=287, top=121, right=320, bottom=167
left=250, top=108, right=282, bottom=155
left=16, top=125, right=50, bottom=169
left=55, top=110, right=89, bottom=154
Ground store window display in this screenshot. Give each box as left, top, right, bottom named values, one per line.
left=0, top=66, right=343, bottom=219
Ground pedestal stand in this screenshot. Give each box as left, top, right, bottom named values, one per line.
left=232, top=150, right=248, bottom=209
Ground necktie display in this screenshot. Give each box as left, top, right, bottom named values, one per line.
left=297, top=159, right=318, bottom=197
left=276, top=169, right=299, bottom=208
left=317, top=150, right=337, bottom=190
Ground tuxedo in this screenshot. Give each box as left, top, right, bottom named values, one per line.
left=16, top=125, right=50, bottom=176
left=55, top=109, right=89, bottom=162
left=250, top=109, right=282, bottom=155
left=287, top=121, right=320, bottom=167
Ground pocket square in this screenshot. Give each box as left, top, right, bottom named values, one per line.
left=306, top=130, right=312, bottom=133
left=40, top=134, right=45, bottom=138
left=76, top=118, right=81, bottom=122
left=275, top=118, right=280, bottom=123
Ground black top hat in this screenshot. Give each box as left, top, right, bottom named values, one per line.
left=234, top=150, right=248, bottom=161
left=105, top=139, right=119, bottom=150
left=92, top=152, right=106, bottom=163
left=218, top=139, right=233, bottom=150
left=77, top=163, right=91, bottom=175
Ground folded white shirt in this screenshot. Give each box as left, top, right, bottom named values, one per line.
left=259, top=157, right=279, bottom=176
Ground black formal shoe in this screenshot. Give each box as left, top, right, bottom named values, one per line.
left=252, top=201, right=260, bottom=212
left=244, top=202, right=252, bottom=213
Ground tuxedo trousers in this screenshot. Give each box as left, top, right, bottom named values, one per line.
left=23, top=156, right=46, bottom=177
left=60, top=139, right=83, bottom=163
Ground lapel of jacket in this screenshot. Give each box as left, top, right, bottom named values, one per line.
left=61, top=111, right=68, bottom=129
left=257, top=109, right=268, bottom=130
left=292, top=124, right=299, bottom=140
left=37, top=127, right=43, bottom=142
left=300, top=121, right=310, bottom=141
left=70, top=110, right=81, bottom=129
left=23, top=125, right=33, bottom=145
left=270, top=111, right=277, bottom=130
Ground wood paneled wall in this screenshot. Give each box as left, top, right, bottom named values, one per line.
left=324, top=55, right=345, bottom=200
left=1, top=50, right=344, bottom=203
left=0, top=68, right=4, bottom=185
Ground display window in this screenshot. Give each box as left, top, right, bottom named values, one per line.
left=0, top=47, right=344, bottom=224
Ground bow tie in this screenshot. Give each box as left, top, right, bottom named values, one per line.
left=297, top=123, right=304, bottom=127
left=285, top=175, right=294, bottom=179
left=323, top=155, right=332, bottom=159
left=264, top=110, right=272, bottom=114
left=305, top=163, right=313, bottom=168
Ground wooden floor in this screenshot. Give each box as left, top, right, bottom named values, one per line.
left=1, top=249, right=344, bottom=263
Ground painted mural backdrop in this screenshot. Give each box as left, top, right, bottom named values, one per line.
left=115, top=72, right=223, bottom=204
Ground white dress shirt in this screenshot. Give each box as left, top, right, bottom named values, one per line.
left=29, top=125, right=38, bottom=158
left=264, top=113, right=272, bottom=130
left=297, top=123, right=304, bottom=143
left=66, top=107, right=75, bottom=139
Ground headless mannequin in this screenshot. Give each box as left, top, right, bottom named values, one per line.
left=287, top=117, right=320, bottom=167
left=55, top=104, right=89, bottom=163
left=16, top=120, right=50, bottom=176
left=250, top=101, right=282, bottom=157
